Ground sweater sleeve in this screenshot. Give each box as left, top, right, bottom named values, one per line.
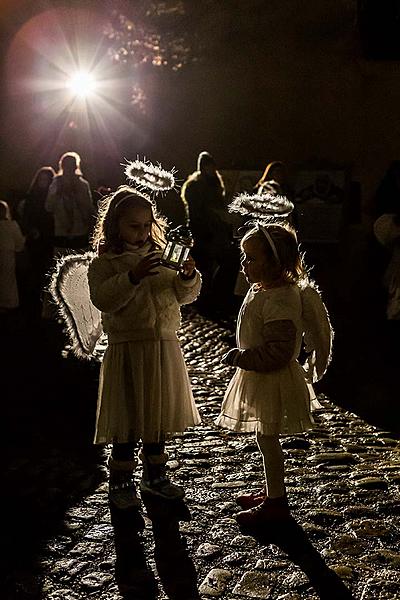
left=234, top=319, right=296, bottom=372
left=87, top=257, right=140, bottom=313
left=174, top=270, right=202, bottom=305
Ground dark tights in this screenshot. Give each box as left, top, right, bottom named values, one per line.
left=112, top=441, right=165, bottom=461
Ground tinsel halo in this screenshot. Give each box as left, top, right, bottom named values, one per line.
left=123, top=158, right=176, bottom=193
left=228, top=191, right=294, bottom=224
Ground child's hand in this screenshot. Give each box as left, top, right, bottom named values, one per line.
left=129, top=252, right=160, bottom=283
left=222, top=348, right=240, bottom=366
left=180, top=254, right=196, bottom=279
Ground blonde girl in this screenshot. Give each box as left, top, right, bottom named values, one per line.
left=216, top=223, right=331, bottom=526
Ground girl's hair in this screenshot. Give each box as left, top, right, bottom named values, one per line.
left=58, top=151, right=82, bottom=176
left=256, top=161, right=285, bottom=189
left=91, top=185, right=167, bottom=254
left=0, top=200, right=11, bottom=221
left=241, top=223, right=308, bottom=286
left=28, top=166, right=55, bottom=194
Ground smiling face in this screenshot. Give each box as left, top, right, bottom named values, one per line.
left=241, top=236, right=270, bottom=285
left=118, top=205, right=153, bottom=248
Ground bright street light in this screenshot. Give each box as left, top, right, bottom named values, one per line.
left=66, top=71, right=97, bottom=98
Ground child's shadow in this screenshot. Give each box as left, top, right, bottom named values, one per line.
left=110, top=495, right=200, bottom=600
left=239, top=517, right=353, bottom=600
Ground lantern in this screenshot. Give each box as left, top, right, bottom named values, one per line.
left=160, top=225, right=193, bottom=270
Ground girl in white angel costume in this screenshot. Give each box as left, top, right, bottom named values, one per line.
left=87, top=184, right=201, bottom=510
left=215, top=222, right=332, bottom=527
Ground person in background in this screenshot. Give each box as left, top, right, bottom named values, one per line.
left=233, top=162, right=295, bottom=298
left=0, top=200, right=25, bottom=312
left=255, top=161, right=295, bottom=230
left=366, top=162, right=400, bottom=319
left=181, top=151, right=239, bottom=315
left=255, top=161, right=292, bottom=199
left=372, top=160, right=400, bottom=218
left=374, top=210, right=400, bottom=362
left=45, top=151, right=94, bottom=253
left=18, top=166, right=55, bottom=317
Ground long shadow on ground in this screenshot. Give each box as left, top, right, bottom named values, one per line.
left=2, top=317, right=105, bottom=599
left=239, top=518, right=353, bottom=600
left=111, top=495, right=200, bottom=600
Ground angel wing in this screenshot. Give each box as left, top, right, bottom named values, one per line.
left=49, top=252, right=104, bottom=359
left=300, top=283, right=333, bottom=383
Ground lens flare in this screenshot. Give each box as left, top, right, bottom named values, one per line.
left=4, top=7, right=147, bottom=162
left=67, top=71, right=97, bottom=98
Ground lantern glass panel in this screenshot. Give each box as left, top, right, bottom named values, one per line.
left=160, top=225, right=193, bottom=270
left=161, top=241, right=190, bottom=269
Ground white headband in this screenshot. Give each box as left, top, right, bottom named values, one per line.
left=257, top=224, right=281, bottom=265
left=114, top=194, right=134, bottom=210
left=114, top=192, right=152, bottom=211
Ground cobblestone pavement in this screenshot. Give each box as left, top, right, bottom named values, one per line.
left=3, top=309, right=400, bottom=600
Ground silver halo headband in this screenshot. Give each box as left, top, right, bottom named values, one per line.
left=257, top=224, right=281, bottom=266
left=123, top=159, right=176, bottom=193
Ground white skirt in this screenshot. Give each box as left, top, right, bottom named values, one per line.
left=215, top=361, right=316, bottom=435
left=95, top=339, right=201, bottom=444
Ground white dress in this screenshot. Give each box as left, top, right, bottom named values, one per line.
left=216, top=284, right=316, bottom=435
left=88, top=242, right=201, bottom=443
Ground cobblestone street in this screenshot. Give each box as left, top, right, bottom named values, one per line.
left=3, top=309, right=400, bottom=600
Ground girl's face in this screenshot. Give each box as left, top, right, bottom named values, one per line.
left=241, top=237, right=270, bottom=285
left=119, top=205, right=152, bottom=248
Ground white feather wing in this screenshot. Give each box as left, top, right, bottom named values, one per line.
left=50, top=252, right=104, bottom=359
left=301, top=284, right=333, bottom=382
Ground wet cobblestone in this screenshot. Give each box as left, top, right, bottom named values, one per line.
left=4, top=308, right=400, bottom=599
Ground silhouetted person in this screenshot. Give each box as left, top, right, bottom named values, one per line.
left=45, top=151, right=93, bottom=252
left=18, top=166, right=55, bottom=317
left=255, top=160, right=292, bottom=199
left=0, top=200, right=25, bottom=312
left=372, top=160, right=400, bottom=217
left=367, top=162, right=400, bottom=318
left=374, top=210, right=400, bottom=362
left=181, top=151, right=239, bottom=315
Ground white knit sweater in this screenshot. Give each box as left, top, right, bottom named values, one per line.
left=88, top=245, right=201, bottom=343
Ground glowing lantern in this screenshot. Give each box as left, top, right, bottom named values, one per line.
left=160, top=225, right=193, bottom=270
